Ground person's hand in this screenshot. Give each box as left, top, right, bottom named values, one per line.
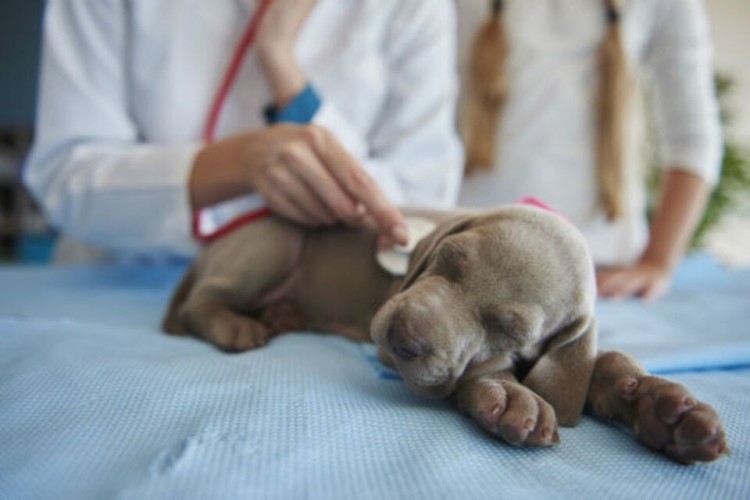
left=596, top=258, right=672, bottom=301
left=598, top=169, right=710, bottom=302
left=247, top=124, right=408, bottom=248
left=190, top=124, right=408, bottom=249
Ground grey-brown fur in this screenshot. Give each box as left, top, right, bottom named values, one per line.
left=163, top=205, right=727, bottom=464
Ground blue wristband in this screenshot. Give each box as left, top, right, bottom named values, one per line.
left=264, top=84, right=321, bottom=124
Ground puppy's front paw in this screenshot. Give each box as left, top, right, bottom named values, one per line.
left=208, top=310, right=270, bottom=352
left=619, top=376, right=728, bottom=464
left=456, top=378, right=559, bottom=447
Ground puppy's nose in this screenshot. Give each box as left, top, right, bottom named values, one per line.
left=387, top=311, right=428, bottom=361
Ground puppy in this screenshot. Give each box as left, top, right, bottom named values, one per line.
left=163, top=205, right=727, bottom=464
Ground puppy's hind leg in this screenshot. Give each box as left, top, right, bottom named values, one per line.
left=258, top=300, right=303, bottom=336
left=162, top=266, right=196, bottom=336
left=587, top=351, right=728, bottom=464
left=178, top=217, right=304, bottom=352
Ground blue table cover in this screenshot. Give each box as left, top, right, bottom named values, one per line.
left=1, top=254, right=748, bottom=499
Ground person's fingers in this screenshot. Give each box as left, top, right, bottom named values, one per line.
left=277, top=140, right=361, bottom=223
left=595, top=269, right=611, bottom=293
left=598, top=263, right=672, bottom=301
left=306, top=126, right=407, bottom=245
left=639, top=276, right=670, bottom=302
left=612, top=277, right=647, bottom=300
left=274, top=144, right=342, bottom=224
left=260, top=155, right=334, bottom=226
left=262, top=184, right=320, bottom=227
left=598, top=268, right=645, bottom=299
left=596, top=269, right=627, bottom=297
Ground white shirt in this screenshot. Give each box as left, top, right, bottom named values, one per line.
left=25, top=0, right=463, bottom=258
left=455, top=0, right=721, bottom=266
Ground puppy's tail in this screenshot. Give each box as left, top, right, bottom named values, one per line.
left=161, top=267, right=195, bottom=335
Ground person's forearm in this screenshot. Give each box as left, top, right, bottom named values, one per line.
left=642, top=168, right=711, bottom=270
left=254, top=0, right=315, bottom=108
left=257, top=48, right=307, bottom=108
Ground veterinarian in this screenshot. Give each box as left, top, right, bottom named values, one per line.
left=456, top=0, right=722, bottom=301
left=24, top=0, right=463, bottom=261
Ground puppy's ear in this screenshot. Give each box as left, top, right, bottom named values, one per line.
left=400, top=214, right=473, bottom=291
left=522, top=315, right=598, bottom=427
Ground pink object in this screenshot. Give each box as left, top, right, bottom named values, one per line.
left=516, top=196, right=561, bottom=215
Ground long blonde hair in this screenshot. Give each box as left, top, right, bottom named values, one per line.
left=463, top=0, right=633, bottom=221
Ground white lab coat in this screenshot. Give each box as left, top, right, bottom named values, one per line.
left=25, top=0, right=463, bottom=259
left=456, top=0, right=721, bottom=265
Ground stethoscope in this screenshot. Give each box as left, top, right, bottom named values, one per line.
left=192, top=0, right=272, bottom=242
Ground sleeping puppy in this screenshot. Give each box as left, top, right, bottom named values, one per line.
left=162, top=204, right=727, bottom=464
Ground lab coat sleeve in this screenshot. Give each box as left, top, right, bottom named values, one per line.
left=23, top=0, right=200, bottom=256
left=311, top=0, right=464, bottom=209
left=643, top=0, right=723, bottom=184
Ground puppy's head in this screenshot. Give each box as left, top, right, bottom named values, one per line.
left=370, top=205, right=598, bottom=425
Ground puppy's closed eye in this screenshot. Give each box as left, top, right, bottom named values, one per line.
left=480, top=305, right=537, bottom=347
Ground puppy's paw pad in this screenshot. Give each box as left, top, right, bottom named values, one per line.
left=666, top=432, right=729, bottom=465
left=466, top=381, right=558, bottom=448
left=463, top=384, right=508, bottom=428
left=618, top=377, right=639, bottom=398
left=632, top=377, right=728, bottom=464
left=498, top=424, right=532, bottom=446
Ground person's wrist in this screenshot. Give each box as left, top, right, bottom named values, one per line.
left=259, top=53, right=307, bottom=108
left=190, top=135, right=253, bottom=210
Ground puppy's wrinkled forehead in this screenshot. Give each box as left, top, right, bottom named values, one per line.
left=430, top=208, right=591, bottom=295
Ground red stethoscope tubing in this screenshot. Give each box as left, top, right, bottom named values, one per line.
left=192, top=0, right=273, bottom=242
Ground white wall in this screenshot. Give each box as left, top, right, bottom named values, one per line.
left=706, top=0, right=750, bottom=147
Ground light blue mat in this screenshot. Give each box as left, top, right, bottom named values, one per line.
left=1, top=255, right=748, bottom=499
left=596, top=254, right=750, bottom=374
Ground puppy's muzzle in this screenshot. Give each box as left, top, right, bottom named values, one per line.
left=386, top=308, right=432, bottom=362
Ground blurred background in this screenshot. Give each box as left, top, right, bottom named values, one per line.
left=1, top=0, right=748, bottom=265
left=0, top=0, right=46, bottom=263
left=699, top=0, right=750, bottom=266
